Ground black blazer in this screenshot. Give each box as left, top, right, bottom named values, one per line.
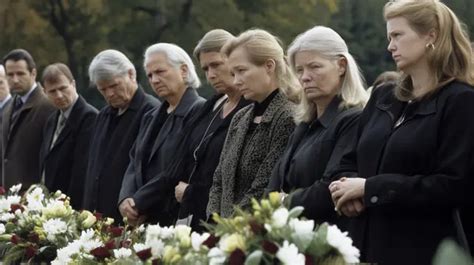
left=267, top=96, right=361, bottom=226
left=2, top=85, right=55, bottom=189
left=332, top=81, right=474, bottom=264
left=119, top=87, right=204, bottom=225
left=173, top=94, right=250, bottom=231
left=83, top=87, right=159, bottom=221
left=39, top=96, right=98, bottom=209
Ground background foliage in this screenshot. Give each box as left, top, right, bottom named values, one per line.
left=1, top=0, right=473, bottom=107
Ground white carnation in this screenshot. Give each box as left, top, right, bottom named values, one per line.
left=191, top=232, right=210, bottom=251
left=26, top=188, right=45, bottom=211
left=43, top=218, right=68, bottom=238
left=133, top=243, right=148, bottom=252
left=0, top=213, right=15, bottom=222
left=208, top=247, right=226, bottom=265
left=0, top=223, right=5, bottom=234
left=114, top=247, right=132, bottom=259
left=276, top=241, right=305, bottom=265
left=6, top=195, right=21, bottom=205
left=326, top=225, right=360, bottom=263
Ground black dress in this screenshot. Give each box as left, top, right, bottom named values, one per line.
left=172, top=94, right=250, bottom=231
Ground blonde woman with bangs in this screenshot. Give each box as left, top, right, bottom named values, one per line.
left=266, top=26, right=368, bottom=228
left=206, top=29, right=299, bottom=218
left=329, top=0, right=474, bottom=263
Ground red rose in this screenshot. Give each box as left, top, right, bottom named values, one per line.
left=108, top=226, right=124, bottom=237
left=152, top=258, right=161, bottom=265
left=25, top=245, right=37, bottom=259
left=229, top=249, right=246, bottom=265
left=90, top=246, right=111, bottom=260
left=249, top=219, right=266, bottom=235
left=28, top=232, right=40, bottom=243
left=105, top=239, right=116, bottom=250
left=94, top=212, right=103, bottom=220
left=0, top=186, right=5, bottom=195
left=202, top=234, right=220, bottom=248
left=10, top=204, right=24, bottom=213
left=305, top=254, right=314, bottom=265
left=262, top=240, right=278, bottom=254
left=136, top=248, right=152, bottom=261
left=11, top=234, right=21, bottom=244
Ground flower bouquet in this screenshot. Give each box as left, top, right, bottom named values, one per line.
left=0, top=184, right=113, bottom=264
left=52, top=192, right=359, bottom=264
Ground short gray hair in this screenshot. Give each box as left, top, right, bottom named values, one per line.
left=288, top=26, right=368, bottom=123
left=144, top=43, right=201, bottom=89
left=88, top=49, right=136, bottom=84
left=0, top=64, right=5, bottom=76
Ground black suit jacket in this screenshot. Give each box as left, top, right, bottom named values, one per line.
left=83, top=87, right=160, bottom=221
left=2, top=85, right=55, bottom=189
left=39, top=96, right=98, bottom=209
left=119, top=88, right=204, bottom=225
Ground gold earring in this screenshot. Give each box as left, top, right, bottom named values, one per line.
left=426, top=43, right=435, bottom=50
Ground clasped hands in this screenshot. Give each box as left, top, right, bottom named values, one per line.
left=119, top=198, right=146, bottom=226
left=329, top=177, right=366, bottom=217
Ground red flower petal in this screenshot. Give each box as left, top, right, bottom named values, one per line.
left=229, top=249, right=246, bottom=265
left=136, top=248, right=152, bottom=261
left=262, top=240, right=278, bottom=254
left=202, top=234, right=220, bottom=248
left=90, top=246, right=111, bottom=260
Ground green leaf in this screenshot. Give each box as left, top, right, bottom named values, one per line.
left=307, top=224, right=332, bottom=257
left=291, top=231, right=314, bottom=252
left=288, top=206, right=304, bottom=219
left=244, top=250, right=263, bottom=265
left=432, top=239, right=472, bottom=265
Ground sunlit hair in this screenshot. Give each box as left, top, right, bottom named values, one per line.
left=384, top=0, right=474, bottom=100
left=88, top=49, right=136, bottom=84
left=144, top=43, right=201, bottom=89
left=288, top=26, right=368, bottom=123
left=222, top=28, right=301, bottom=104
left=194, top=29, right=234, bottom=62
left=42, top=63, right=74, bottom=85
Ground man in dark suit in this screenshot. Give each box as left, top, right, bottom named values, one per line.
left=0, top=65, right=12, bottom=171
left=39, top=63, right=98, bottom=209
left=82, top=50, right=160, bottom=221
left=2, top=49, right=55, bottom=189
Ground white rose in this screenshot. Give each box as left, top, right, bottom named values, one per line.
left=271, top=208, right=289, bottom=228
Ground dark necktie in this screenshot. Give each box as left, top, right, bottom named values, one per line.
left=11, top=96, right=23, bottom=121
left=50, top=113, right=67, bottom=148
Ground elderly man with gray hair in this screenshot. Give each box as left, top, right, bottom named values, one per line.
left=118, top=43, right=204, bottom=226
left=83, top=49, right=160, bottom=221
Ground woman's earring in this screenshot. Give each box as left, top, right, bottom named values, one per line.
left=426, top=43, right=435, bottom=50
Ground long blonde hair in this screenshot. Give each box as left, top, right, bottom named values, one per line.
left=288, top=26, right=368, bottom=123
left=384, top=0, right=474, bottom=100
left=222, top=29, right=301, bottom=103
